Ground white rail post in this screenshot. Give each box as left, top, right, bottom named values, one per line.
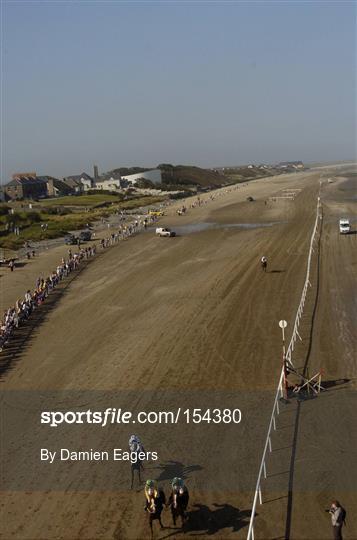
left=279, top=320, right=288, bottom=399
left=279, top=378, right=284, bottom=398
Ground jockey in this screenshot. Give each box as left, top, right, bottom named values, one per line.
left=144, top=480, right=166, bottom=513
left=171, top=477, right=184, bottom=490
left=170, top=477, right=188, bottom=499
left=129, top=434, right=143, bottom=452
left=129, top=434, right=140, bottom=446
left=145, top=479, right=158, bottom=503
left=261, top=256, right=267, bottom=264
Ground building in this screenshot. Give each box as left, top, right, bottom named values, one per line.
left=93, top=164, right=99, bottom=180
left=62, top=177, right=83, bottom=193
left=95, top=174, right=128, bottom=191
left=94, top=171, right=128, bottom=191
left=4, top=173, right=48, bottom=200
left=63, top=173, right=94, bottom=192
left=121, top=169, right=162, bottom=186
left=278, top=161, right=304, bottom=169
left=46, top=177, right=74, bottom=197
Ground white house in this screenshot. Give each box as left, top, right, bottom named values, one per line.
left=121, top=169, right=162, bottom=185
left=94, top=173, right=129, bottom=191
left=95, top=178, right=122, bottom=191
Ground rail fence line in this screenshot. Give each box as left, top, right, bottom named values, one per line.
left=246, top=193, right=322, bottom=540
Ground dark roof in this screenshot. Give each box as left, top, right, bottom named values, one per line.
left=49, top=178, right=73, bottom=193
left=5, top=176, right=47, bottom=187
left=66, top=173, right=93, bottom=182
left=37, top=175, right=60, bottom=182
left=62, top=178, right=81, bottom=188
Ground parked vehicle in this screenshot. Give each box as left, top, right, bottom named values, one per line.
left=149, top=210, right=165, bottom=217
left=339, top=219, right=350, bottom=234
left=79, top=230, right=92, bottom=241
left=64, top=234, right=78, bottom=245
left=155, top=227, right=176, bottom=237
left=0, top=256, right=18, bottom=267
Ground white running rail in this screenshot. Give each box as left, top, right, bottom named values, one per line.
left=246, top=195, right=322, bottom=540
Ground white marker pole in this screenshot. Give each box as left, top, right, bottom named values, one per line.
left=279, top=320, right=288, bottom=398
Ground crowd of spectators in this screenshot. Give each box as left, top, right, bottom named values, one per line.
left=0, top=211, right=160, bottom=351
left=0, top=245, right=96, bottom=351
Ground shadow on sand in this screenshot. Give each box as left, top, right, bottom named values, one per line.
left=154, top=461, right=203, bottom=483
left=160, top=503, right=251, bottom=537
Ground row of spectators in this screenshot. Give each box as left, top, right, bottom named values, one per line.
left=0, top=212, right=159, bottom=352
left=0, top=246, right=97, bottom=352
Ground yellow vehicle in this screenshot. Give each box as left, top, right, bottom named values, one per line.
left=149, top=210, right=165, bottom=217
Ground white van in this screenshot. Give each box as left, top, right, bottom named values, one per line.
left=155, top=227, right=176, bottom=237
left=339, top=219, right=350, bottom=234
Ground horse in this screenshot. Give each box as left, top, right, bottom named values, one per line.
left=168, top=486, right=189, bottom=529
left=129, top=436, right=144, bottom=489
left=130, top=454, right=143, bottom=489
left=144, top=484, right=166, bottom=538
left=261, top=258, right=267, bottom=272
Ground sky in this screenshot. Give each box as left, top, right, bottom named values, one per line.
left=1, top=0, right=356, bottom=181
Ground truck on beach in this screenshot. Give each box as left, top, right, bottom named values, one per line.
left=155, top=227, right=176, bottom=237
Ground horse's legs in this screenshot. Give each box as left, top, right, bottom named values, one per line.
left=171, top=508, right=176, bottom=527
left=176, top=508, right=187, bottom=529
left=159, top=515, right=164, bottom=530
left=130, top=467, right=134, bottom=489
left=149, top=517, right=154, bottom=539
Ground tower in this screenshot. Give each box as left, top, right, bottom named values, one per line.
left=93, top=164, right=99, bottom=180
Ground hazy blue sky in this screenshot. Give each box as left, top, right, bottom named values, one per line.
left=1, top=1, right=356, bottom=181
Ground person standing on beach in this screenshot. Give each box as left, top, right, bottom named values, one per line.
left=329, top=500, right=346, bottom=540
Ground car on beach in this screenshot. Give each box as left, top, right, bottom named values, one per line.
left=79, top=230, right=92, bottom=241
left=0, top=256, right=18, bottom=267
left=149, top=210, right=165, bottom=217
left=339, top=219, right=350, bottom=234
left=155, top=227, right=176, bottom=237
left=64, top=234, right=78, bottom=245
